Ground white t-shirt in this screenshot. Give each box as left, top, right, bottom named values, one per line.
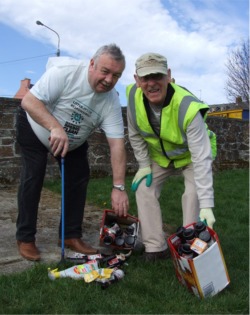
left=28, top=57, right=124, bottom=151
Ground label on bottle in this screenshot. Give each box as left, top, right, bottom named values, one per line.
left=190, top=238, right=208, bottom=255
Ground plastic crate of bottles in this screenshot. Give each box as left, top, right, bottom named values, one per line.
left=167, top=222, right=230, bottom=299
left=99, top=209, right=139, bottom=250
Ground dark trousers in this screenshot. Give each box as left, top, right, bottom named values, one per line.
left=16, top=106, right=90, bottom=242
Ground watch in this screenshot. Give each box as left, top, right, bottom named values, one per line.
left=112, top=184, right=126, bottom=191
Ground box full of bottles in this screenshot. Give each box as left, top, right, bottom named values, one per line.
left=167, top=222, right=230, bottom=299
left=99, top=210, right=139, bottom=250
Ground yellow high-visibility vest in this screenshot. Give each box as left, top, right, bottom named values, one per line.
left=127, top=83, right=217, bottom=168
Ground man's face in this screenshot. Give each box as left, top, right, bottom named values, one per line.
left=135, top=71, right=170, bottom=106
left=88, top=54, right=125, bottom=93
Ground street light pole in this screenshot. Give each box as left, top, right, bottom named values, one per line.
left=36, top=20, right=60, bottom=57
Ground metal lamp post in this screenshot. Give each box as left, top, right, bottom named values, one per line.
left=36, top=20, right=60, bottom=57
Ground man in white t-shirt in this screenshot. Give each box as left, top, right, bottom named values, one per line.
left=16, top=44, right=129, bottom=261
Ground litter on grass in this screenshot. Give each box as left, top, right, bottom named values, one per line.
left=48, top=251, right=130, bottom=288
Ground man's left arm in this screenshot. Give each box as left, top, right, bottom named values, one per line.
left=187, top=112, right=215, bottom=228
left=107, top=137, right=129, bottom=217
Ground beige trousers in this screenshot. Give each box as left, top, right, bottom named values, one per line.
left=135, top=162, right=199, bottom=253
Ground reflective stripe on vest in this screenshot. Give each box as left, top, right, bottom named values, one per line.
left=178, top=95, right=202, bottom=145
left=129, top=84, right=158, bottom=138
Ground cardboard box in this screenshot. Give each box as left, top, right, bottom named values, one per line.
left=167, top=223, right=230, bottom=299
left=99, top=210, right=139, bottom=250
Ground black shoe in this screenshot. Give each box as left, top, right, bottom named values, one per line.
left=143, top=248, right=171, bottom=262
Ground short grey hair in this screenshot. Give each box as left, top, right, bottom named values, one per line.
left=92, top=43, right=125, bottom=65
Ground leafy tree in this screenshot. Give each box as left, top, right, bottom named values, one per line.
left=225, top=39, right=249, bottom=103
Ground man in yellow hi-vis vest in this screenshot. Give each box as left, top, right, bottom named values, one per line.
left=127, top=53, right=216, bottom=262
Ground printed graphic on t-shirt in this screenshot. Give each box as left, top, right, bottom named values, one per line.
left=71, top=112, right=84, bottom=124
left=71, top=99, right=101, bottom=128
left=64, top=122, right=80, bottom=135
left=61, top=98, right=102, bottom=146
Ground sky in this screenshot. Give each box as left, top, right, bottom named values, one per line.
left=0, top=0, right=249, bottom=106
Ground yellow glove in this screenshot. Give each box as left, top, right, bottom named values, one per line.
left=131, top=166, right=152, bottom=192
left=199, top=208, right=216, bottom=229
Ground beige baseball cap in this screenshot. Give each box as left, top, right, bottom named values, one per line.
left=135, top=53, right=168, bottom=77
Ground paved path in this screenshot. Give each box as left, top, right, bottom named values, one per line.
left=0, top=184, right=109, bottom=275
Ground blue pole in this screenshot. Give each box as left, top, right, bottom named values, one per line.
left=61, top=157, right=65, bottom=260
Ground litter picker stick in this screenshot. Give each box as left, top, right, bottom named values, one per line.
left=61, top=157, right=65, bottom=261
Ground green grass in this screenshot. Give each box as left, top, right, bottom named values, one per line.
left=0, top=169, right=249, bottom=314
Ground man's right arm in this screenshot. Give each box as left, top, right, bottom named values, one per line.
left=127, top=105, right=150, bottom=168
left=127, top=105, right=153, bottom=191
left=22, top=92, right=69, bottom=157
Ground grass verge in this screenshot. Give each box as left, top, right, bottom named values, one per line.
left=0, top=169, right=248, bottom=314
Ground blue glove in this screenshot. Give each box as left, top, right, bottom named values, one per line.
left=199, top=208, right=216, bottom=229
left=131, top=166, right=152, bottom=192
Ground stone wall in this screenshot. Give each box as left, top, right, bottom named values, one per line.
left=0, top=97, right=248, bottom=183
left=206, top=116, right=249, bottom=171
